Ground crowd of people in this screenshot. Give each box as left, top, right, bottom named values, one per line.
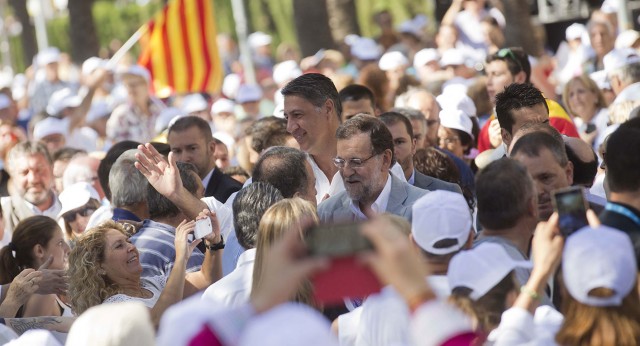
left=0, top=1, right=640, bottom=345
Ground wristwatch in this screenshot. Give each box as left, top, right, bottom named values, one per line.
left=206, top=234, right=225, bottom=251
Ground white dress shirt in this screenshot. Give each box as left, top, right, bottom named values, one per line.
left=201, top=248, right=256, bottom=308
left=308, top=156, right=331, bottom=204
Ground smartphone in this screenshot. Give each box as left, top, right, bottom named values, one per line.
left=194, top=217, right=213, bottom=239
left=305, top=223, right=380, bottom=305
left=552, top=186, right=589, bottom=237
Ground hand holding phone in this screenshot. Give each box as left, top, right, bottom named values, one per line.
left=194, top=217, right=213, bottom=239
left=552, top=186, right=589, bottom=237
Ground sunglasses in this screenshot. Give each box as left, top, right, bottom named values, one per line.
left=63, top=206, right=96, bottom=223
left=496, top=48, right=524, bottom=73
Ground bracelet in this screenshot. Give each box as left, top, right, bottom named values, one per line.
left=206, top=234, right=225, bottom=251
left=520, top=286, right=540, bottom=300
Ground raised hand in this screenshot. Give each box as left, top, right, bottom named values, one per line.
left=135, top=143, right=182, bottom=199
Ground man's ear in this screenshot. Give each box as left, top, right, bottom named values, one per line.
left=501, top=128, right=512, bottom=148
left=324, top=98, right=335, bottom=119
left=565, top=161, right=574, bottom=186
left=208, top=140, right=217, bottom=157
left=411, top=138, right=417, bottom=156
left=514, top=71, right=527, bottom=84
left=382, top=149, right=393, bottom=170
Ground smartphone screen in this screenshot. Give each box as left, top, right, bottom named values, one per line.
left=552, top=187, right=589, bottom=237
left=305, top=223, right=373, bottom=257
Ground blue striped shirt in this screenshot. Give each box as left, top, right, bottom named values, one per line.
left=130, top=220, right=204, bottom=277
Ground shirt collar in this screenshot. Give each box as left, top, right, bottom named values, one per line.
left=201, top=168, right=215, bottom=188
left=408, top=169, right=416, bottom=185
left=112, top=208, right=142, bottom=222
left=24, top=192, right=61, bottom=218
left=349, top=173, right=392, bottom=220
left=237, top=248, right=256, bottom=268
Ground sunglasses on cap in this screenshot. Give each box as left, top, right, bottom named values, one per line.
left=63, top=206, right=96, bottom=223
left=496, top=48, right=524, bottom=73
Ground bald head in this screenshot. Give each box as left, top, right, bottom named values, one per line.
left=406, top=90, right=440, bottom=147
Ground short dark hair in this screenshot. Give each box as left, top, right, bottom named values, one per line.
left=147, top=162, right=199, bottom=219
left=232, top=182, right=283, bottom=250
left=97, top=140, right=141, bottom=201
left=168, top=115, right=213, bottom=141
left=495, top=83, right=548, bottom=135
left=565, top=143, right=597, bottom=188
left=486, top=47, right=531, bottom=83
left=252, top=146, right=310, bottom=198
left=339, top=84, right=375, bottom=106
left=281, top=73, right=342, bottom=120
left=605, top=128, right=640, bottom=192
left=476, top=158, right=535, bottom=230
left=379, top=111, right=414, bottom=139
left=510, top=131, right=568, bottom=167
left=336, top=114, right=395, bottom=165
left=52, top=147, right=85, bottom=163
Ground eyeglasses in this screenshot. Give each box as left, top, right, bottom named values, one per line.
left=63, top=206, right=96, bottom=223
left=496, top=48, right=524, bottom=74
left=333, top=152, right=379, bottom=169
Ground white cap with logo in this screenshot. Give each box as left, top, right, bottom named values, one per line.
left=33, top=117, right=69, bottom=140
left=439, top=109, right=474, bottom=139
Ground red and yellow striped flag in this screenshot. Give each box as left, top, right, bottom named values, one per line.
left=138, top=0, right=222, bottom=95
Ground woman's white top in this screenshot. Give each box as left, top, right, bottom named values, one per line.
left=103, top=276, right=167, bottom=309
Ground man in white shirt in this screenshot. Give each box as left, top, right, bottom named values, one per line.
left=318, top=115, right=427, bottom=223
left=336, top=190, right=474, bottom=346
left=282, top=73, right=341, bottom=203
left=201, top=182, right=283, bottom=307
left=1, top=142, right=61, bottom=245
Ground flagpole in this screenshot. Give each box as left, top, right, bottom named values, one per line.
left=106, top=24, right=149, bottom=70
left=230, top=0, right=256, bottom=85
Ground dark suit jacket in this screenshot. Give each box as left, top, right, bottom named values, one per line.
left=412, top=170, right=462, bottom=194
left=204, top=168, right=243, bottom=203
left=318, top=174, right=428, bottom=223
left=599, top=202, right=640, bottom=268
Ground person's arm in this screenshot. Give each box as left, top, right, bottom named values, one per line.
left=135, top=143, right=209, bottom=220
left=184, top=209, right=223, bottom=297
left=67, top=68, right=109, bottom=130
left=441, top=0, right=464, bottom=26
left=0, top=270, right=41, bottom=317
left=149, top=220, right=199, bottom=327
left=2, top=316, right=75, bottom=335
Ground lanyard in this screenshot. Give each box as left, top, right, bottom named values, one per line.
left=605, top=203, right=640, bottom=227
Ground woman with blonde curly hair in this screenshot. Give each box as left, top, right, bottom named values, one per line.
left=252, top=197, right=319, bottom=308
left=68, top=214, right=221, bottom=326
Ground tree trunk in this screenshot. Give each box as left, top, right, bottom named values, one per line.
left=292, top=0, right=335, bottom=57
left=325, top=0, right=360, bottom=43
left=68, top=0, right=99, bottom=63
left=502, top=0, right=541, bottom=56
left=8, top=0, right=37, bottom=67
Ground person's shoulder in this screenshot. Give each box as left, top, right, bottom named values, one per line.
left=318, top=191, right=349, bottom=211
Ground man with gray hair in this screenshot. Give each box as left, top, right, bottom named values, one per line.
left=1, top=142, right=60, bottom=242
left=109, top=149, right=149, bottom=223
left=604, top=48, right=640, bottom=123
left=62, top=154, right=105, bottom=200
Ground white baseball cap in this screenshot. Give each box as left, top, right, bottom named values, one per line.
left=563, top=225, right=637, bottom=307
left=440, top=49, right=466, bottom=67
left=36, top=47, right=61, bottom=66
left=436, top=92, right=477, bottom=117
left=589, top=70, right=611, bottom=90
left=58, top=182, right=100, bottom=218
left=603, top=48, right=640, bottom=76
left=85, top=101, right=112, bottom=124
left=222, top=73, right=242, bottom=99
left=439, top=109, right=474, bottom=139
left=181, top=93, right=208, bottom=114
left=615, top=30, right=640, bottom=49
left=411, top=191, right=472, bottom=255
left=236, top=84, right=263, bottom=104
left=118, top=65, right=151, bottom=82
left=273, top=60, right=303, bottom=86
left=448, top=242, right=532, bottom=300
left=46, top=88, right=82, bottom=116
left=378, top=51, right=409, bottom=71
left=565, top=23, right=586, bottom=41
left=0, top=94, right=11, bottom=110
left=33, top=117, right=69, bottom=140
left=413, top=48, right=440, bottom=70
left=82, top=57, right=107, bottom=76
left=155, top=107, right=183, bottom=134
left=4, top=330, right=61, bottom=346
left=239, top=303, right=338, bottom=346
left=248, top=31, right=272, bottom=48
left=211, top=98, right=236, bottom=115
left=347, top=36, right=382, bottom=61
